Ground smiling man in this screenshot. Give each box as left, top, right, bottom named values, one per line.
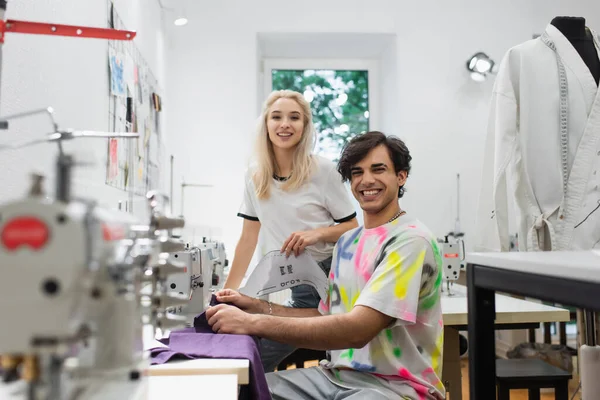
left=206, top=131, right=445, bottom=400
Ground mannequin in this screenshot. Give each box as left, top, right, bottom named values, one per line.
left=551, top=19, right=600, bottom=390
left=475, top=21, right=600, bottom=398
left=551, top=16, right=600, bottom=85
left=475, top=19, right=600, bottom=253
left=475, top=19, right=600, bottom=398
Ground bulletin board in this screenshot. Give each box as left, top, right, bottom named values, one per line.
left=105, top=0, right=164, bottom=197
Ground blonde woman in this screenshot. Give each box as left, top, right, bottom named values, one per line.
left=223, top=90, right=358, bottom=372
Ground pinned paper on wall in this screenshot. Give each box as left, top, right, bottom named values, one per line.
left=106, top=0, right=164, bottom=197
left=124, top=51, right=135, bottom=93
left=137, top=157, right=144, bottom=181
left=124, top=161, right=129, bottom=188
left=152, top=93, right=162, bottom=112
left=113, top=98, right=127, bottom=133
left=118, top=131, right=129, bottom=185
left=136, top=116, right=143, bottom=156
left=126, top=97, right=133, bottom=128
left=107, top=138, right=119, bottom=182
left=149, top=126, right=159, bottom=162
left=139, top=65, right=149, bottom=104
left=109, top=47, right=125, bottom=97
left=144, top=118, right=151, bottom=148
left=136, top=116, right=145, bottom=182
left=134, top=65, right=143, bottom=102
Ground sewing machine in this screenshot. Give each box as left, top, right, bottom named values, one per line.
left=0, top=6, right=193, bottom=399
left=165, top=245, right=215, bottom=323
left=199, top=238, right=229, bottom=289
left=0, top=114, right=189, bottom=399
left=162, top=236, right=229, bottom=324
left=437, top=174, right=467, bottom=296
left=438, top=234, right=465, bottom=296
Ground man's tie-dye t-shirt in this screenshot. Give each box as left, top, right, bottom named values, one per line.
left=318, top=214, right=445, bottom=399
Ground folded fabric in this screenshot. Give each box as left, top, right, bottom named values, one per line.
left=149, top=295, right=270, bottom=400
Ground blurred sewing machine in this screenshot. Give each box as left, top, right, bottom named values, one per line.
left=0, top=7, right=195, bottom=399
left=165, top=237, right=228, bottom=323
left=0, top=111, right=189, bottom=399
left=438, top=173, right=467, bottom=296
left=200, top=238, right=229, bottom=289
left=438, top=232, right=465, bottom=296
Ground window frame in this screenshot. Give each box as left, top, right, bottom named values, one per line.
left=262, top=58, right=381, bottom=139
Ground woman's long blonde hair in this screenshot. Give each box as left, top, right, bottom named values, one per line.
left=253, top=90, right=316, bottom=199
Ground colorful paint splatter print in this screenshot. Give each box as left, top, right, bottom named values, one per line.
left=317, top=214, right=445, bottom=400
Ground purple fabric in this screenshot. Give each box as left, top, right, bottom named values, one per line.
left=150, top=295, right=269, bottom=400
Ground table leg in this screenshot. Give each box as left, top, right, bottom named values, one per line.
left=467, top=266, right=497, bottom=400
left=442, top=328, right=462, bottom=400
left=528, top=388, right=541, bottom=400
left=555, top=382, right=569, bottom=400
left=529, top=328, right=536, bottom=343
left=497, top=385, right=510, bottom=400
left=544, top=322, right=552, bottom=343
left=559, top=322, right=566, bottom=345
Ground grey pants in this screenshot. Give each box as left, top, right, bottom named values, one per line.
left=259, top=256, right=332, bottom=373
left=266, top=367, right=408, bottom=399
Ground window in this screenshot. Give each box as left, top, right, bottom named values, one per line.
left=264, top=59, right=378, bottom=161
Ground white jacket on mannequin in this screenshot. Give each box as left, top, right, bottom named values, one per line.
left=475, top=24, right=600, bottom=252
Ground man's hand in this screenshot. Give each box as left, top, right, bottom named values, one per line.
left=281, top=229, right=322, bottom=257
left=214, top=289, right=263, bottom=314
left=206, top=304, right=256, bottom=335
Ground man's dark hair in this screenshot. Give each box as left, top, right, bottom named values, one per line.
left=337, top=131, right=412, bottom=198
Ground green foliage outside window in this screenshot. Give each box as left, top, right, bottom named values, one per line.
left=272, top=69, right=369, bottom=161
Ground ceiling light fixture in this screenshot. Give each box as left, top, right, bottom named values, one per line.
left=158, top=0, right=188, bottom=27
left=173, top=17, right=188, bottom=26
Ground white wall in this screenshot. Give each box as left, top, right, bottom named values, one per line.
left=165, top=0, right=600, bottom=254
left=0, top=0, right=168, bottom=221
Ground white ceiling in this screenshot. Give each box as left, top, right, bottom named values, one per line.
left=257, top=32, right=396, bottom=59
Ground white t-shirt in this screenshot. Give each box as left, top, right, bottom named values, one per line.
left=238, top=155, right=357, bottom=262
left=318, top=214, right=445, bottom=400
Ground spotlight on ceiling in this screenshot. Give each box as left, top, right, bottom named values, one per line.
left=158, top=0, right=188, bottom=27
left=466, top=52, right=496, bottom=82
left=173, top=16, right=188, bottom=26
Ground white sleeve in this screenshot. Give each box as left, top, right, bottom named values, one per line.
left=237, top=170, right=259, bottom=221
left=475, top=57, right=517, bottom=252
left=324, top=166, right=357, bottom=223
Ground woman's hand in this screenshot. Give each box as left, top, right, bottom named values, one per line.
left=281, top=229, right=323, bottom=257
left=214, top=288, right=263, bottom=314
